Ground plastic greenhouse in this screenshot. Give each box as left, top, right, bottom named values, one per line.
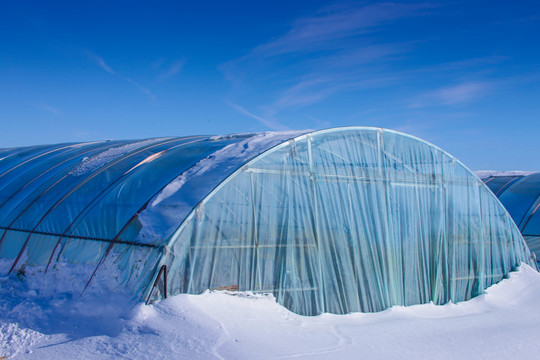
left=483, top=172, right=540, bottom=262
left=0, top=127, right=535, bottom=315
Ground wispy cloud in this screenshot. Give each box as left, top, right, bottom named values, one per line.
left=250, top=2, right=434, bottom=57
left=95, top=57, right=115, bottom=75
left=434, top=82, right=491, bottom=105
left=151, top=58, right=165, bottom=69
left=86, top=51, right=116, bottom=75
left=272, top=77, right=336, bottom=108
left=305, top=115, right=332, bottom=129
left=158, top=60, right=185, bottom=81
left=397, top=56, right=511, bottom=77
left=313, top=43, right=410, bottom=69
left=432, top=56, right=510, bottom=72
left=226, top=101, right=289, bottom=131
left=410, top=81, right=493, bottom=107
left=36, top=104, right=61, bottom=115
left=126, top=78, right=156, bottom=101
left=221, top=2, right=434, bottom=126
left=85, top=50, right=156, bottom=101
left=272, top=73, right=402, bottom=110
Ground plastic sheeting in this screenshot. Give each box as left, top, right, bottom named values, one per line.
left=484, top=175, right=525, bottom=197
left=153, top=128, right=534, bottom=315
left=0, top=131, right=309, bottom=297
left=0, top=128, right=534, bottom=315
left=483, top=172, right=540, bottom=261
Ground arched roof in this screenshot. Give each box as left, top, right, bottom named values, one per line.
left=0, top=128, right=534, bottom=315
left=482, top=172, right=540, bottom=259
left=484, top=175, right=525, bottom=197
left=0, top=131, right=308, bottom=251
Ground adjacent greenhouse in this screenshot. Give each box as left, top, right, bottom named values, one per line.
left=483, top=172, right=540, bottom=262
left=0, top=127, right=535, bottom=315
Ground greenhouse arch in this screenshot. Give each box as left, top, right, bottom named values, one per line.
left=0, top=127, right=535, bottom=315
left=482, top=172, right=540, bottom=262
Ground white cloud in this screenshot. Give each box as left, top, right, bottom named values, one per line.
left=158, top=60, right=185, bottom=81
left=126, top=78, right=156, bottom=102
left=86, top=51, right=116, bottom=75
left=221, top=3, right=432, bottom=118
left=251, top=3, right=433, bottom=57
left=226, top=101, right=289, bottom=131
left=94, top=57, right=115, bottom=75
left=85, top=50, right=156, bottom=101
left=271, top=73, right=403, bottom=111
left=411, top=81, right=493, bottom=108
left=435, top=82, right=490, bottom=105
left=37, top=104, right=61, bottom=116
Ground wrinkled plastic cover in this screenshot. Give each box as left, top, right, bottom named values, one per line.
left=0, top=131, right=309, bottom=299
left=155, top=128, right=534, bottom=314
left=0, top=128, right=534, bottom=315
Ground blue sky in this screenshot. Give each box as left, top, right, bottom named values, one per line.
left=1, top=1, right=539, bottom=170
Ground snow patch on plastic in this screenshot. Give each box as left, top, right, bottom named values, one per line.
left=133, top=130, right=310, bottom=246
left=151, top=131, right=307, bottom=207
left=69, top=138, right=167, bottom=176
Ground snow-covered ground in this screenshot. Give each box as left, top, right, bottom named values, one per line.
left=2, top=264, right=540, bottom=359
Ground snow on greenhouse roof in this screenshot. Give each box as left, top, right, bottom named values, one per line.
left=137, top=130, right=309, bottom=244
left=0, top=131, right=309, bottom=248
left=68, top=138, right=169, bottom=176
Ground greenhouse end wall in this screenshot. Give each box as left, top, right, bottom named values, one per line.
left=153, top=128, right=534, bottom=315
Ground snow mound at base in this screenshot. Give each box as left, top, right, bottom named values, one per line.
left=2, top=265, right=540, bottom=359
